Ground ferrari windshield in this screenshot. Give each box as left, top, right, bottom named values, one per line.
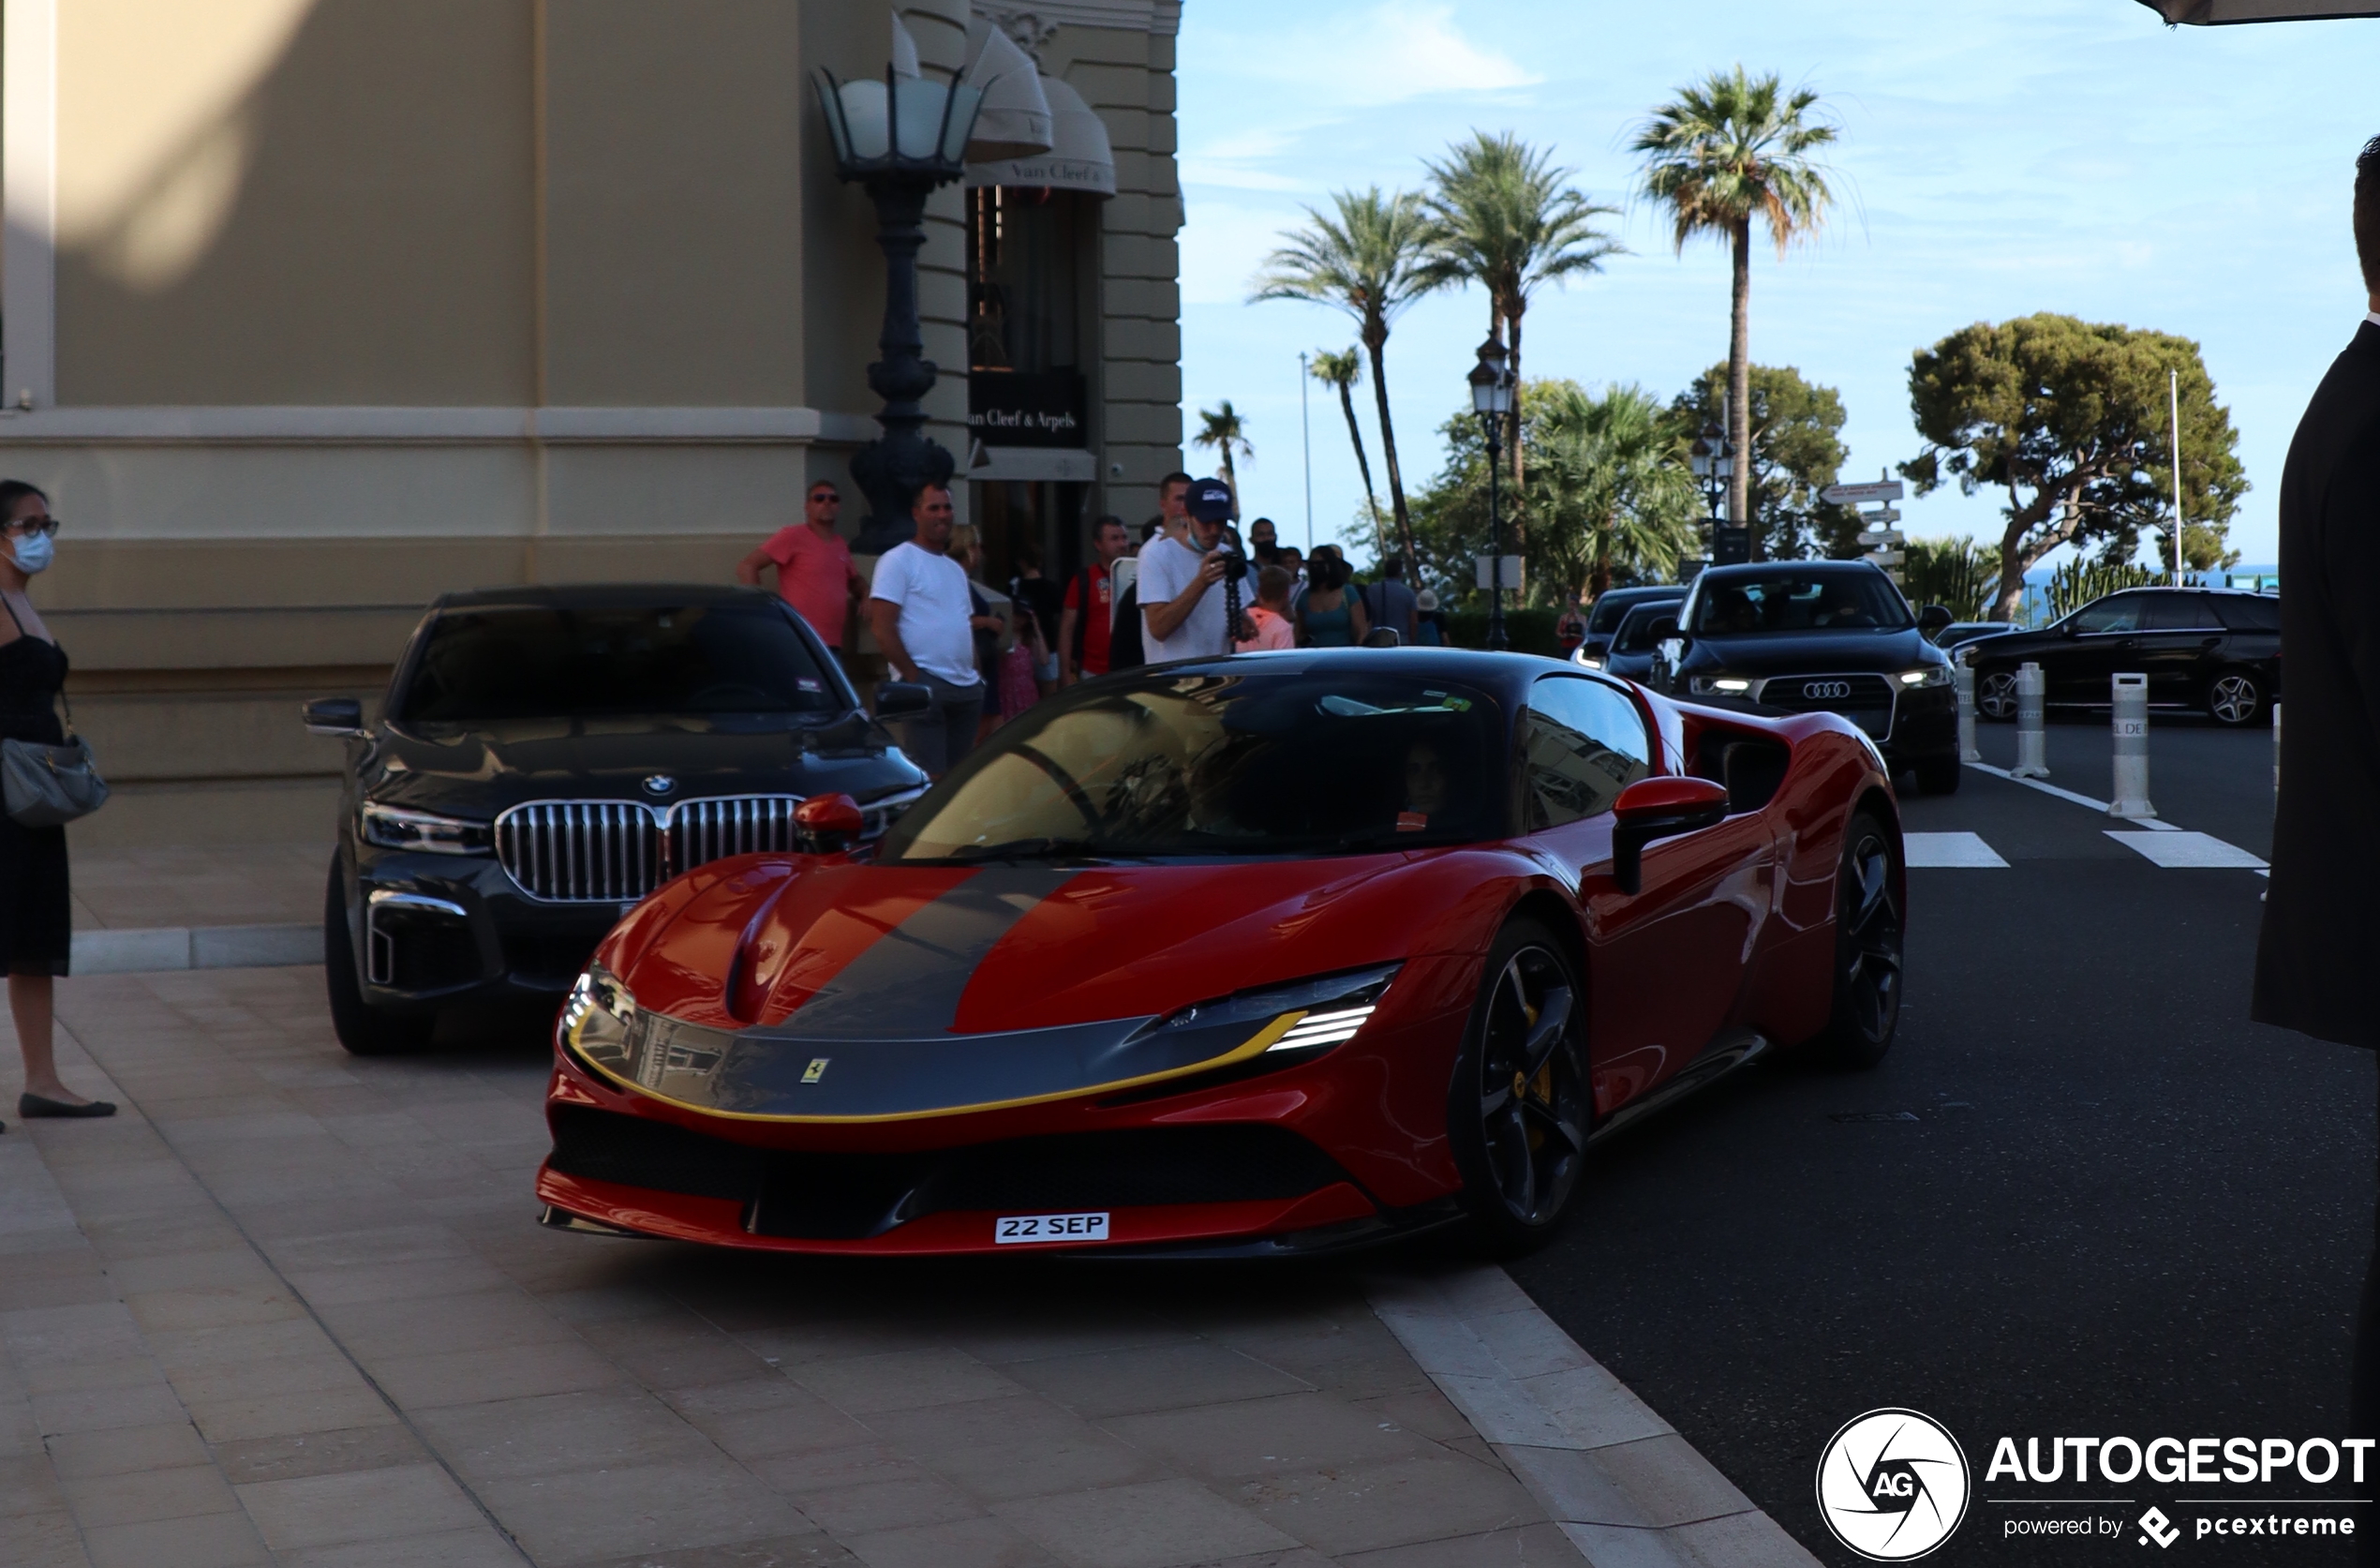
left=877, top=669, right=1506, bottom=861
left=1688, top=571, right=1912, bottom=635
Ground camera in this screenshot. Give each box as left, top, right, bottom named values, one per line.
left=1216, top=546, right=1248, bottom=584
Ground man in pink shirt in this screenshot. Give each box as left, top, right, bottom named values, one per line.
left=737, top=481, right=864, bottom=650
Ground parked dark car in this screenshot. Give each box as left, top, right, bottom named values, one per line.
left=305, top=584, right=931, bottom=1054
left=1646, top=560, right=1962, bottom=793
left=1578, top=585, right=1686, bottom=662
left=1575, top=602, right=1671, bottom=681
left=1969, top=587, right=2280, bottom=725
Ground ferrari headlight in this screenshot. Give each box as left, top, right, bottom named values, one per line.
left=562, top=963, right=640, bottom=1075
left=1690, top=675, right=1753, bottom=695
left=1156, top=963, right=1400, bottom=1062
left=1898, top=665, right=1950, bottom=688
left=360, top=800, right=492, bottom=856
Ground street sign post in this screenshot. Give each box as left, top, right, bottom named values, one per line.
left=1473, top=555, right=1524, bottom=592
left=1822, top=480, right=1905, bottom=507
left=1855, top=530, right=1906, bottom=548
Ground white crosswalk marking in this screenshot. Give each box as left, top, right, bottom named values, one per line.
left=1903, top=831, right=2008, bottom=868
left=2105, top=830, right=2268, bottom=869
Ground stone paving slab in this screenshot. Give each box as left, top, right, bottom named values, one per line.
left=2, top=965, right=1808, bottom=1567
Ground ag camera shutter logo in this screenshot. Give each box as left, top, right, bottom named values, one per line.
left=1816, top=1408, right=1971, bottom=1561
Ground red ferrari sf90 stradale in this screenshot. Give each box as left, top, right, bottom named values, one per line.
left=535, top=648, right=1904, bottom=1256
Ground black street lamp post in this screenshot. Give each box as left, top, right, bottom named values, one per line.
left=812, top=62, right=986, bottom=554
left=1468, top=336, right=1515, bottom=651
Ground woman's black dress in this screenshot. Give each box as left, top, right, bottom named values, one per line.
left=0, top=622, right=72, bottom=975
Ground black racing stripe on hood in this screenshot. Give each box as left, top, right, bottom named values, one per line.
left=775, top=866, right=1079, bottom=1039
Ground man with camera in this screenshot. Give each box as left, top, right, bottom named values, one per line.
left=1139, top=476, right=1248, bottom=663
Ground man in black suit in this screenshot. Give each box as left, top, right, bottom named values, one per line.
left=2254, top=136, right=2380, bottom=1535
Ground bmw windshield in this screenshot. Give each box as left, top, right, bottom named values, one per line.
left=876, top=669, right=1506, bottom=862
left=1688, top=572, right=1913, bottom=635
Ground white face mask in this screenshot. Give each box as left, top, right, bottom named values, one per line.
left=9, top=531, right=52, bottom=575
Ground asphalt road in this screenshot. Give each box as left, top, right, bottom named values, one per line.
left=1509, top=713, right=2371, bottom=1565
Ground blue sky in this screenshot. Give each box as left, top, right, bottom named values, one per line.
left=1175, top=0, right=2377, bottom=569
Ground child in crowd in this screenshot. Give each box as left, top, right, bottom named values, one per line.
left=1236, top=565, right=1297, bottom=651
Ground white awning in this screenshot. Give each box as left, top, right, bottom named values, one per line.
left=961, top=25, right=1053, bottom=162
left=964, top=75, right=1115, bottom=197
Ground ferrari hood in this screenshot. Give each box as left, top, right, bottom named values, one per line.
left=626, top=853, right=1445, bottom=1038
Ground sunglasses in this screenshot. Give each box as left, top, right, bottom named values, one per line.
left=808, top=491, right=843, bottom=504
left=7, top=516, right=58, bottom=537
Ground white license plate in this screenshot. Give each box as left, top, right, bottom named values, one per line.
left=994, top=1211, right=1109, bottom=1245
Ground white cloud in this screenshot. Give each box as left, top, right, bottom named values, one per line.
left=1184, top=3, right=1540, bottom=112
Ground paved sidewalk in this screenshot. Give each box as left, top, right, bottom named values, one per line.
left=69, top=846, right=321, bottom=933
left=5, top=967, right=1601, bottom=1568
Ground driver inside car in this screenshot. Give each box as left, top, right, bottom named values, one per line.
left=1397, top=739, right=1452, bottom=831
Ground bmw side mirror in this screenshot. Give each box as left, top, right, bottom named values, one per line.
left=303, top=697, right=365, bottom=738
left=1917, top=604, right=1954, bottom=635
left=795, top=793, right=866, bottom=855
left=1610, top=775, right=1731, bottom=895
left=875, top=680, right=931, bottom=718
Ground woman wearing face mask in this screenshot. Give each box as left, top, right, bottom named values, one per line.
left=0, top=482, right=109, bottom=1127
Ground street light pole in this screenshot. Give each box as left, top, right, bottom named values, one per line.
left=1299, top=351, right=1314, bottom=554
left=1468, top=336, right=1515, bottom=651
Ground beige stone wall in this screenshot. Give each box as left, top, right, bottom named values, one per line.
left=0, top=0, right=1181, bottom=849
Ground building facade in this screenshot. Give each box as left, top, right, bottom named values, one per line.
left=0, top=0, right=1183, bottom=845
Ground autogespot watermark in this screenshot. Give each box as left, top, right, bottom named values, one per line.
left=1819, top=1411, right=2370, bottom=1555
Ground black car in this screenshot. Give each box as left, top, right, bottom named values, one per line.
left=1574, top=602, right=1671, bottom=681
left=305, top=584, right=932, bottom=1054
left=1646, top=560, right=1962, bottom=793
left=1577, top=584, right=1686, bottom=661
left=1930, top=620, right=2019, bottom=652
left=1969, top=587, right=2280, bottom=726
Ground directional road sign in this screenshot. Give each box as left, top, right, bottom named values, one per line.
left=1861, top=506, right=1901, bottom=525
left=1866, top=549, right=1906, bottom=567
left=1474, top=554, right=1525, bottom=591
left=1822, top=481, right=1905, bottom=506
left=1856, top=530, right=1906, bottom=548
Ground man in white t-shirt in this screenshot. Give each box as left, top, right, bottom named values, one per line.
left=865, top=484, right=983, bottom=777
left=1139, top=476, right=1245, bottom=665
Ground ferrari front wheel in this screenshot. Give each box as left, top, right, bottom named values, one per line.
left=1449, top=918, right=1590, bottom=1253
left=1810, top=812, right=1902, bottom=1069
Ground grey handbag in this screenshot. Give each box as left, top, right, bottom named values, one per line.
left=0, top=597, right=106, bottom=827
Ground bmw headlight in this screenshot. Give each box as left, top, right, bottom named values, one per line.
left=1898, top=665, right=1951, bottom=688
left=1153, top=963, right=1400, bottom=1066
left=1689, top=675, right=1754, bottom=695
left=360, top=801, right=492, bottom=855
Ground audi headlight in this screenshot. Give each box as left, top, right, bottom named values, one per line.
left=1153, top=963, right=1400, bottom=1067
left=1577, top=654, right=1607, bottom=671
left=1689, top=675, right=1753, bottom=695
left=360, top=801, right=492, bottom=856
left=1898, top=665, right=1950, bottom=688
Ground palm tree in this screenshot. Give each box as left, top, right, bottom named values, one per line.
left=1529, top=382, right=1703, bottom=598
left=1632, top=67, right=1837, bottom=558
left=1191, top=400, right=1253, bottom=519
left=1421, top=132, right=1623, bottom=544
left=1251, top=188, right=1435, bottom=579
left=1308, top=348, right=1382, bottom=556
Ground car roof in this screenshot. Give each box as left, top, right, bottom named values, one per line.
left=1613, top=602, right=1674, bottom=627
left=1693, top=560, right=1891, bottom=584
left=1130, top=646, right=1615, bottom=705
left=2102, top=585, right=2274, bottom=597
left=429, top=583, right=779, bottom=612
left=1599, top=584, right=1684, bottom=599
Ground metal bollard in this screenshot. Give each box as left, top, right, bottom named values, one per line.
left=2108, top=672, right=2155, bottom=819
left=2273, top=701, right=2283, bottom=793
left=2011, top=662, right=2049, bottom=778
left=1955, top=656, right=1981, bottom=763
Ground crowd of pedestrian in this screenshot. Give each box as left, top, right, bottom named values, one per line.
left=738, top=470, right=1456, bottom=779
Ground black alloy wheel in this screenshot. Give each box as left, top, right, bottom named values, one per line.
left=1450, top=918, right=1590, bottom=1251
left=1811, top=812, right=1902, bottom=1069
left=2206, top=669, right=2264, bottom=726
left=1976, top=669, right=2019, bottom=721
left=323, top=861, right=435, bottom=1057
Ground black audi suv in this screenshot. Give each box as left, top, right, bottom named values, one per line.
left=1645, top=560, right=1962, bottom=793
left=1967, top=586, right=2280, bottom=726
left=305, top=584, right=931, bottom=1054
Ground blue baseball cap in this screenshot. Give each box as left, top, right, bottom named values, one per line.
left=1186, top=477, right=1234, bottom=522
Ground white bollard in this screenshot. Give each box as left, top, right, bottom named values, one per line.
left=2273, top=701, right=2283, bottom=793
left=2012, top=662, right=2049, bottom=778
left=2108, top=672, right=2155, bottom=819
left=1955, top=655, right=1981, bottom=763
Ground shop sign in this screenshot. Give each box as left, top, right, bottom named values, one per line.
left=969, top=370, right=1086, bottom=448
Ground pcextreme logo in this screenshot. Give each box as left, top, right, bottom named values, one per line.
left=1816, top=1408, right=1972, bottom=1561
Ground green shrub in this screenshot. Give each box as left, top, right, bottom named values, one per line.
left=1443, top=606, right=1563, bottom=656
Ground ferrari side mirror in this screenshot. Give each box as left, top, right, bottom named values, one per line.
left=795, top=793, right=866, bottom=855
left=1610, top=775, right=1731, bottom=895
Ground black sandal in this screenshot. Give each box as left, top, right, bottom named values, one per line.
left=18, top=1093, right=114, bottom=1119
